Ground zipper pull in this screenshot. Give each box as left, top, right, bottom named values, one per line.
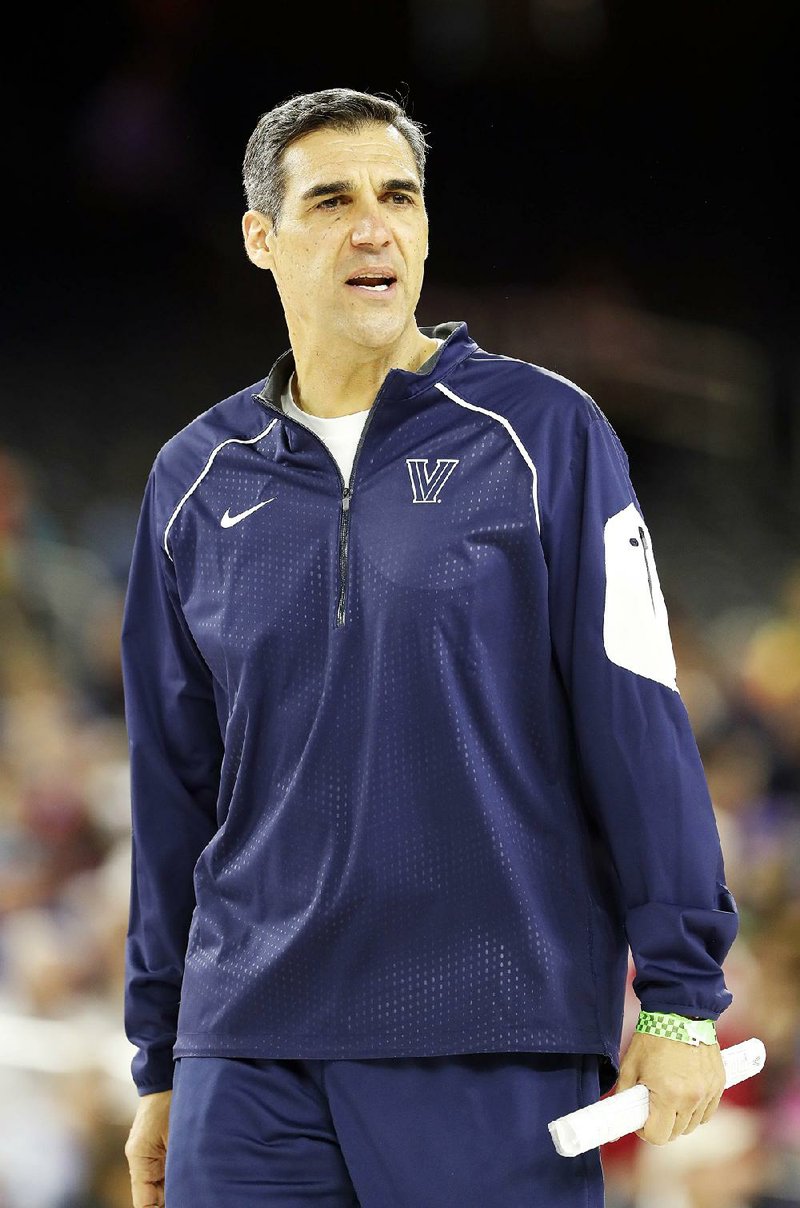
left=342, top=486, right=352, bottom=511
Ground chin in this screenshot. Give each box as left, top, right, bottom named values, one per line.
left=343, top=312, right=410, bottom=350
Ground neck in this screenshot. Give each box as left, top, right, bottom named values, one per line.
left=289, top=325, right=439, bottom=418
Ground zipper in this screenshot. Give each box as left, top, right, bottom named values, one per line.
left=638, top=525, right=656, bottom=613
left=337, top=488, right=352, bottom=625
left=255, top=385, right=386, bottom=628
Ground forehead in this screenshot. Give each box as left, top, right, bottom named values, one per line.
left=281, top=123, right=420, bottom=195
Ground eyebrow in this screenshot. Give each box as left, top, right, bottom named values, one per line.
left=300, top=177, right=421, bottom=202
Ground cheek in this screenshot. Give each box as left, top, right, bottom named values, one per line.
left=407, top=238, right=428, bottom=281
left=279, top=246, right=325, bottom=294
left=406, top=224, right=428, bottom=262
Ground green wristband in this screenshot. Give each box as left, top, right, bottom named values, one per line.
left=635, top=1010, right=717, bottom=1046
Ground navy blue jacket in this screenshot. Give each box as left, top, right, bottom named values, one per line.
left=121, top=320, right=738, bottom=1097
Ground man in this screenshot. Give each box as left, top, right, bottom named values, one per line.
left=122, top=88, right=738, bottom=1207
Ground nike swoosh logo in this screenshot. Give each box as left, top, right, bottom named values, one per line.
left=220, top=498, right=275, bottom=528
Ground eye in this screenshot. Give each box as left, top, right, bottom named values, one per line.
left=317, top=196, right=347, bottom=210
left=388, top=192, right=413, bottom=205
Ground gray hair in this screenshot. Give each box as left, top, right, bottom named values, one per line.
left=242, top=88, right=429, bottom=229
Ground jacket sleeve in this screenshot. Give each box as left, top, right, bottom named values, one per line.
left=121, top=465, right=224, bottom=1094
left=544, top=398, right=738, bottom=1019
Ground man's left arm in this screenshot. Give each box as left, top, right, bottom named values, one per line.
left=543, top=397, right=739, bottom=1144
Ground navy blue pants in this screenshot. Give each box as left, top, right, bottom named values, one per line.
left=164, top=1051, right=604, bottom=1206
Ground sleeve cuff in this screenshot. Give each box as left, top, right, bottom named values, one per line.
left=132, top=1045, right=176, bottom=1095
left=636, top=999, right=724, bottom=1022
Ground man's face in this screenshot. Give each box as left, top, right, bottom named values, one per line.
left=245, top=122, right=429, bottom=352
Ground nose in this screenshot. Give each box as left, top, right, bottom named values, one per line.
left=349, top=196, right=392, bottom=249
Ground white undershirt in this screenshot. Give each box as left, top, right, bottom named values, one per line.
left=280, top=340, right=444, bottom=488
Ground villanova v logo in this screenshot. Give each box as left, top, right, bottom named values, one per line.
left=406, top=458, right=459, bottom=504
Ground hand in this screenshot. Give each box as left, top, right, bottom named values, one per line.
left=614, top=1030, right=725, bottom=1145
left=124, top=1089, right=172, bottom=1208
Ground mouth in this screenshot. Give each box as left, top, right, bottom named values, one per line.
left=345, top=270, right=398, bottom=297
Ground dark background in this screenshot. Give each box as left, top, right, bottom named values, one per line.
left=3, top=1, right=796, bottom=535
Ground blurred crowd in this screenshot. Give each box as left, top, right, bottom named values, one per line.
left=1, top=403, right=799, bottom=1207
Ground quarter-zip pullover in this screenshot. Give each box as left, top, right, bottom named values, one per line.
left=121, top=320, right=738, bottom=1098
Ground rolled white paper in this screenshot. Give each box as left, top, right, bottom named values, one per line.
left=548, top=1037, right=766, bottom=1157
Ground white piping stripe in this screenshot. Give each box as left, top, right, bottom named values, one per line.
left=163, top=419, right=279, bottom=560
left=434, top=382, right=541, bottom=534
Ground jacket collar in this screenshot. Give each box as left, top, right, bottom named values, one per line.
left=253, top=321, right=476, bottom=415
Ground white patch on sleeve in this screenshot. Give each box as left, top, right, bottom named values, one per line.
left=603, top=503, right=678, bottom=691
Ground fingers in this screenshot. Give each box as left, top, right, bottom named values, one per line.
left=635, top=1089, right=695, bottom=1145
left=126, top=1152, right=167, bottom=1208
left=637, top=1088, right=724, bottom=1145
left=671, top=1082, right=725, bottom=1135
left=680, top=1093, right=717, bottom=1137
left=637, top=1110, right=692, bottom=1145
left=636, top=1110, right=675, bottom=1146
left=700, top=1086, right=724, bottom=1125
left=669, top=1104, right=700, bottom=1142
left=130, top=1178, right=165, bottom=1208
left=129, top=1173, right=165, bottom=1208
left=679, top=1101, right=706, bottom=1137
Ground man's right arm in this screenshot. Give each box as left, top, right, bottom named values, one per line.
left=121, top=463, right=224, bottom=1096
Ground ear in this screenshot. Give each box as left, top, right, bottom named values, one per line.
left=242, top=210, right=274, bottom=271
